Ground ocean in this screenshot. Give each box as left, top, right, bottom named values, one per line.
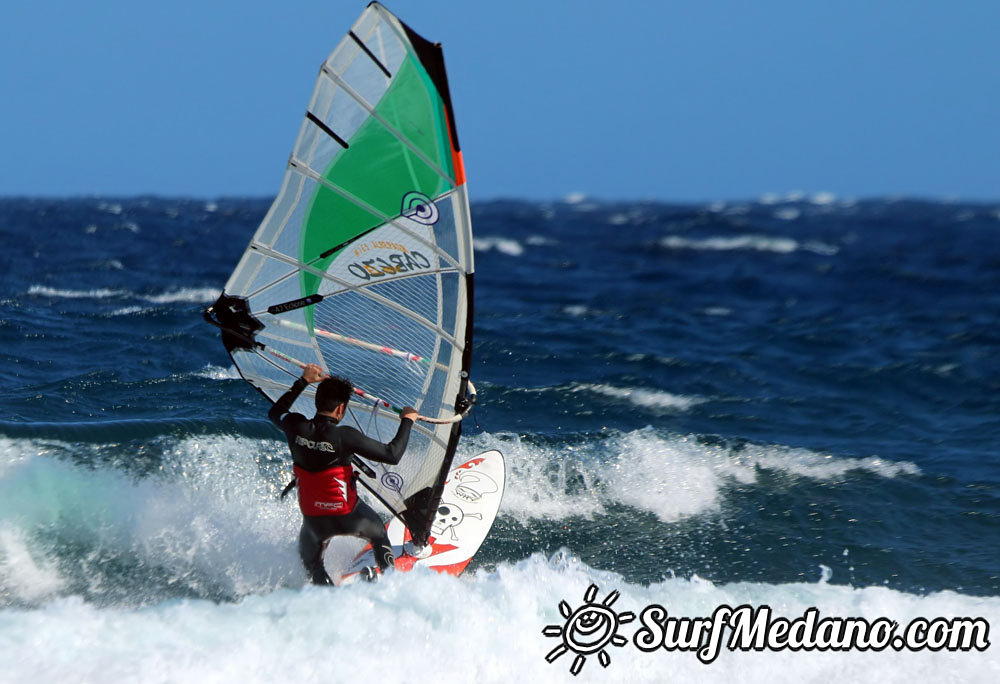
left=1, top=195, right=997, bottom=681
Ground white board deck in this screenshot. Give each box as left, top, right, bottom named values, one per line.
left=334, top=449, right=505, bottom=583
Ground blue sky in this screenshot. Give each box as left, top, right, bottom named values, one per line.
left=2, top=1, right=998, bottom=201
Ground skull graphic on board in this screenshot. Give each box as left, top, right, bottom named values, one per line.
left=431, top=502, right=483, bottom=541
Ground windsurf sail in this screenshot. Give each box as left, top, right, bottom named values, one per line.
left=205, top=2, right=474, bottom=546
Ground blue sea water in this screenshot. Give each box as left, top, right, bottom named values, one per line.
left=1, top=195, right=998, bottom=681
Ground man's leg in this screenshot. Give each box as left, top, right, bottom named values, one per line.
left=299, top=505, right=393, bottom=582
left=348, top=500, right=395, bottom=572
left=298, top=517, right=333, bottom=585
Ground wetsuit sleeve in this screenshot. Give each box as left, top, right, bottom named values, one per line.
left=267, top=377, right=309, bottom=428
left=341, top=419, right=414, bottom=466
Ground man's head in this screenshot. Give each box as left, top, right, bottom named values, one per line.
left=315, top=375, right=353, bottom=417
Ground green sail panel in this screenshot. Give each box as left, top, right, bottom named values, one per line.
left=210, top=2, right=474, bottom=546
left=301, top=54, right=455, bottom=301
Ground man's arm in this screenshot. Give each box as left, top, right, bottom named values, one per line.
left=267, top=377, right=309, bottom=427
left=342, top=410, right=417, bottom=466
left=267, top=364, right=327, bottom=427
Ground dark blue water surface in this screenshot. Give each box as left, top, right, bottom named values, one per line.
left=1, top=195, right=998, bottom=604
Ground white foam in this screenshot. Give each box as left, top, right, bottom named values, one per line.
left=0, top=430, right=926, bottom=607
left=464, top=433, right=604, bottom=521
left=0, top=551, right=996, bottom=682
left=194, top=365, right=242, bottom=380
left=661, top=235, right=799, bottom=254
left=661, top=235, right=838, bottom=256
left=0, top=433, right=990, bottom=681
left=109, top=305, right=150, bottom=317
left=802, top=240, right=840, bottom=256
left=26, top=285, right=220, bottom=305
left=525, top=235, right=556, bottom=246
left=464, top=430, right=921, bottom=525
left=480, top=430, right=732, bottom=522
left=563, top=305, right=591, bottom=317
left=0, top=523, right=66, bottom=603
left=0, top=436, right=303, bottom=606
left=739, top=444, right=922, bottom=479
left=27, top=285, right=129, bottom=299
left=474, top=237, right=524, bottom=257
left=818, top=564, right=833, bottom=583
left=603, top=431, right=737, bottom=522
left=573, top=383, right=705, bottom=412
left=140, top=287, right=220, bottom=304
left=810, top=192, right=837, bottom=205
left=760, top=191, right=817, bottom=205
left=0, top=428, right=924, bottom=567
left=612, top=435, right=921, bottom=522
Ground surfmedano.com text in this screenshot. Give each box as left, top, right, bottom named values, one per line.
left=633, top=604, right=990, bottom=663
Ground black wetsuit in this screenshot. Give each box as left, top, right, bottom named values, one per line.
left=268, top=377, right=413, bottom=585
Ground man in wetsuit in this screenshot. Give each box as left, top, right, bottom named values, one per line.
left=269, top=363, right=418, bottom=585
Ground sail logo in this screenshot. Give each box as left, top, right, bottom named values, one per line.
left=381, top=472, right=404, bottom=494
left=401, top=191, right=439, bottom=225
left=346, top=250, right=432, bottom=281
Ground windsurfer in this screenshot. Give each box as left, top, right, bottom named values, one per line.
left=269, top=363, right=418, bottom=584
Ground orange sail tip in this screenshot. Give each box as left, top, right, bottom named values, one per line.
left=452, top=150, right=466, bottom=186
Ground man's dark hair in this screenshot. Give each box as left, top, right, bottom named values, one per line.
left=315, top=375, right=353, bottom=413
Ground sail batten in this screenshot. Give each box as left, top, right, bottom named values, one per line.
left=207, top=3, right=474, bottom=546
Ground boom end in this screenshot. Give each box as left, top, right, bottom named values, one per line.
left=204, top=293, right=265, bottom=353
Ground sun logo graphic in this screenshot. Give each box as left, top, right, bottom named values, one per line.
left=542, top=584, right=635, bottom=676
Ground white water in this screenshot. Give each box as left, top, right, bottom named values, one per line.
left=660, top=235, right=839, bottom=256
left=27, top=285, right=130, bottom=299
left=474, top=236, right=525, bottom=256
left=467, top=430, right=920, bottom=524
left=1, top=552, right=996, bottom=682
left=0, top=435, right=302, bottom=607
left=27, top=285, right=219, bottom=304
left=194, top=364, right=242, bottom=380
left=0, top=433, right=991, bottom=682
left=572, top=383, right=706, bottom=413
left=0, top=430, right=925, bottom=606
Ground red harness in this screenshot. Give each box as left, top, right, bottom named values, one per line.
left=293, top=464, right=357, bottom=516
